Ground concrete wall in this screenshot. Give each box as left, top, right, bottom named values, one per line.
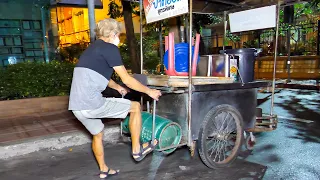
left=0, top=1, right=42, bottom=20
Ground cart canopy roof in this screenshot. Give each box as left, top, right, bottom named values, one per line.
left=192, top=0, right=309, bottom=14
left=124, top=0, right=309, bottom=14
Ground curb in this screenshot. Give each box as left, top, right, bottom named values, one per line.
left=0, top=126, right=121, bottom=160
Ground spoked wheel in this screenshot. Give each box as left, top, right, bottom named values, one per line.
left=198, top=104, right=244, bottom=169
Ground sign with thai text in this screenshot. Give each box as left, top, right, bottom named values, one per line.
left=143, top=0, right=189, bottom=24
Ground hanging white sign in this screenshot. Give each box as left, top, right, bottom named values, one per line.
left=143, top=0, right=189, bottom=24
left=229, top=5, right=277, bottom=33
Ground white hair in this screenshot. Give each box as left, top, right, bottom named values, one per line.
left=95, top=18, right=122, bottom=39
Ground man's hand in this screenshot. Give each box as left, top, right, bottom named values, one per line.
left=108, top=79, right=129, bottom=97
left=113, top=66, right=162, bottom=101
left=147, top=89, right=162, bottom=101
left=116, top=85, right=129, bottom=97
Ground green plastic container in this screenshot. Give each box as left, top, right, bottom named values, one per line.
left=122, top=111, right=182, bottom=154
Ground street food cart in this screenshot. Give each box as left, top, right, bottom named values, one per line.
left=122, top=0, right=284, bottom=169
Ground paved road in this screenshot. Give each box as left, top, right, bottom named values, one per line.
left=0, top=143, right=267, bottom=180
left=0, top=89, right=319, bottom=180
left=250, top=89, right=320, bottom=179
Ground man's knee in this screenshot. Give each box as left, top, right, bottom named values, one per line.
left=130, top=101, right=140, bottom=113
left=93, top=131, right=103, bottom=140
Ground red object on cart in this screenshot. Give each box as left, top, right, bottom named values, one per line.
left=164, top=32, right=200, bottom=76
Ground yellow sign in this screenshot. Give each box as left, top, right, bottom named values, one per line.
left=230, top=66, right=237, bottom=74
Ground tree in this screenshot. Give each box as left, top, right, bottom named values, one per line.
left=193, top=14, right=222, bottom=34
left=193, top=14, right=223, bottom=54
left=108, top=0, right=170, bottom=72
left=108, top=0, right=140, bottom=73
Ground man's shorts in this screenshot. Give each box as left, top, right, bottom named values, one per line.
left=72, top=98, right=131, bottom=135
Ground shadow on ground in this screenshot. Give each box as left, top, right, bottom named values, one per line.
left=275, top=90, right=320, bottom=143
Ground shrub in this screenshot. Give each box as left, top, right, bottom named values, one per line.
left=0, top=61, right=75, bottom=101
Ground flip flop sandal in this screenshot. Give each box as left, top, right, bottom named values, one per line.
left=99, top=168, right=119, bottom=179
left=132, top=140, right=157, bottom=162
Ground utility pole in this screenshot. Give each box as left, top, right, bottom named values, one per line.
left=87, top=0, right=96, bottom=43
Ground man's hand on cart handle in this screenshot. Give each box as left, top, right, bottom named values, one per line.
left=116, top=86, right=129, bottom=97
left=147, top=89, right=162, bottom=101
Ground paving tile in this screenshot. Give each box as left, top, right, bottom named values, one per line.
left=37, top=121, right=59, bottom=134
left=46, top=119, right=77, bottom=127
left=24, top=128, right=52, bottom=138
left=20, top=121, right=43, bottom=131
left=53, top=124, right=81, bottom=133
left=0, top=133, right=24, bottom=143
left=0, top=127, right=29, bottom=139
left=0, top=110, right=81, bottom=143
left=0, top=119, right=14, bottom=130
left=7, top=118, right=30, bottom=139
left=0, top=126, right=17, bottom=135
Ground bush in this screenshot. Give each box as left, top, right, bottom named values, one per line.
left=0, top=61, right=75, bottom=101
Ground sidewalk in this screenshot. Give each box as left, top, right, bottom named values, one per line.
left=0, top=110, right=81, bottom=144
left=0, top=110, right=122, bottom=159
left=0, top=110, right=123, bottom=144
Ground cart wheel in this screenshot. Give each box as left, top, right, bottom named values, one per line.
left=245, top=135, right=256, bottom=151
left=198, top=104, right=243, bottom=169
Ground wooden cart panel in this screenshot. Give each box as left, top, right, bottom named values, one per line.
left=146, top=75, right=233, bottom=87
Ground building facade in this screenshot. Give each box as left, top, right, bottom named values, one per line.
left=0, top=0, right=141, bottom=67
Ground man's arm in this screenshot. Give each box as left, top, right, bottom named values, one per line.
left=108, top=79, right=120, bottom=90
left=113, top=66, right=150, bottom=94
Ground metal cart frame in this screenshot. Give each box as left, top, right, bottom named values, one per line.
left=122, top=0, right=285, bottom=169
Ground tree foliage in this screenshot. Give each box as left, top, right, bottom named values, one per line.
left=108, top=0, right=169, bottom=32
left=108, top=0, right=122, bottom=19
left=107, top=0, right=171, bottom=72
left=193, top=14, right=222, bottom=33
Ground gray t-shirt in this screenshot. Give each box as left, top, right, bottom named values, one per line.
left=68, top=40, right=123, bottom=110
left=68, top=67, right=109, bottom=110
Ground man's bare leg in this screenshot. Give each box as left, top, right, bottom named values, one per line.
left=92, top=132, right=118, bottom=178
left=129, top=101, right=157, bottom=159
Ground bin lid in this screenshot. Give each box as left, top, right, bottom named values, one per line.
left=224, top=48, right=256, bottom=54
left=220, top=48, right=262, bottom=56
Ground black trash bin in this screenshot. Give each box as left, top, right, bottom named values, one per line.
left=221, top=48, right=260, bottom=83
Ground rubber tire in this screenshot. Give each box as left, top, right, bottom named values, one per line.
left=198, top=104, right=244, bottom=169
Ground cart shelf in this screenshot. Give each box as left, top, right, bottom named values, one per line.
left=146, top=75, right=233, bottom=87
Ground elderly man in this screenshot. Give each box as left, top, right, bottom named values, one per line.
left=68, top=18, right=161, bottom=179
